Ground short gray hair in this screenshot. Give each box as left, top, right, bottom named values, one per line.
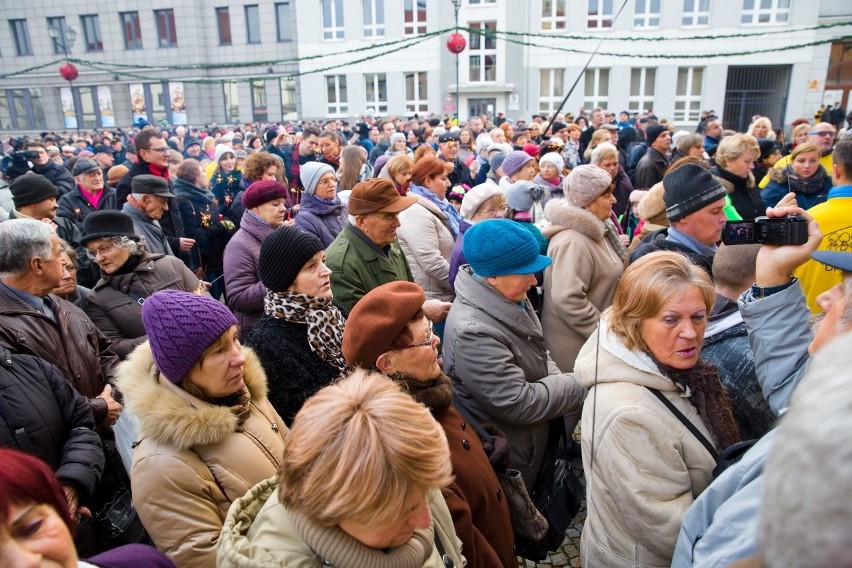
left=0, top=219, right=54, bottom=277
left=590, top=142, right=618, bottom=164
left=105, top=235, right=144, bottom=256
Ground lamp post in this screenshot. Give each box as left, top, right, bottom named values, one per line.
left=448, top=0, right=464, bottom=123
left=48, top=22, right=78, bottom=132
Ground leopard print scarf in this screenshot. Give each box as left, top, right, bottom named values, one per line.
left=264, top=291, right=349, bottom=374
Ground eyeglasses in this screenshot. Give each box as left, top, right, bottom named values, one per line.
left=442, top=141, right=459, bottom=148
left=85, top=243, right=115, bottom=260
left=393, top=325, right=434, bottom=351
left=810, top=131, right=835, bottom=138
left=479, top=205, right=509, bottom=216
left=317, top=177, right=337, bottom=187
left=144, top=146, right=171, bottom=154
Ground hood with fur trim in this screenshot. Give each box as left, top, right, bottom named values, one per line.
left=541, top=197, right=606, bottom=241
left=635, top=181, right=668, bottom=225
left=116, top=342, right=269, bottom=450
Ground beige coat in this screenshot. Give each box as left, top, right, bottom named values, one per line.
left=397, top=195, right=456, bottom=302
left=116, top=344, right=288, bottom=568
left=574, top=317, right=717, bottom=568
left=541, top=199, right=625, bottom=372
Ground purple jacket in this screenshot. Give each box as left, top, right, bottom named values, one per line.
left=87, top=544, right=175, bottom=567
left=223, top=210, right=278, bottom=339
left=294, top=193, right=347, bottom=248
left=449, top=219, right=472, bottom=291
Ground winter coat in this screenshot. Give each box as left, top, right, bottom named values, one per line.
left=712, top=166, right=763, bottom=220
left=326, top=223, right=414, bottom=312
left=57, top=185, right=118, bottom=230
left=634, top=147, right=669, bottom=190
left=32, top=160, right=75, bottom=196
left=116, top=343, right=288, bottom=568
left=533, top=173, right=564, bottom=205
left=122, top=202, right=173, bottom=256
left=217, top=478, right=464, bottom=568
left=448, top=219, right=471, bottom=290
left=0, top=285, right=119, bottom=426
left=629, top=227, right=714, bottom=276
left=294, top=193, right=347, bottom=248
left=224, top=211, right=279, bottom=339
left=211, top=168, right=244, bottom=226
left=174, top=177, right=233, bottom=273
left=85, top=254, right=202, bottom=360
left=397, top=195, right=456, bottom=303
left=611, top=165, right=635, bottom=218
left=0, top=346, right=104, bottom=498
left=541, top=200, right=624, bottom=373
left=760, top=166, right=832, bottom=211
left=443, top=266, right=586, bottom=486
left=575, top=316, right=718, bottom=568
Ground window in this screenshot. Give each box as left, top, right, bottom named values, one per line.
left=155, top=9, right=177, bottom=47
left=1, top=89, right=46, bottom=130
left=80, top=15, right=103, bottom=52
left=223, top=81, right=239, bottom=122
left=405, top=71, right=428, bottom=113
left=276, top=2, right=292, bottom=41
left=120, top=12, right=142, bottom=49
left=588, top=0, right=613, bottom=29
left=77, top=86, right=99, bottom=129
left=583, top=68, right=610, bottom=110
left=741, top=0, right=790, bottom=25
left=404, top=0, right=426, bottom=35
left=216, top=8, right=232, bottom=46
left=363, top=0, right=385, bottom=38
left=634, top=0, right=661, bottom=28
left=674, top=67, right=704, bottom=122
left=539, top=68, right=565, bottom=115
left=47, top=17, right=68, bottom=55
left=326, top=75, right=348, bottom=115
left=10, top=20, right=32, bottom=56
left=468, top=0, right=497, bottom=4
left=469, top=21, right=497, bottom=82
left=365, top=73, right=388, bottom=114
left=628, top=67, right=656, bottom=114
left=245, top=5, right=260, bottom=44
left=280, top=77, right=297, bottom=118
left=322, top=0, right=344, bottom=40
left=128, top=82, right=176, bottom=125
left=542, top=0, right=567, bottom=30
left=251, top=80, right=268, bottom=122
left=682, top=0, right=711, bottom=27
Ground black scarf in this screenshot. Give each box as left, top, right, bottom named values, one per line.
left=786, top=165, right=827, bottom=196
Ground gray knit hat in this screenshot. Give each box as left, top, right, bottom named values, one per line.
left=300, top=162, right=335, bottom=196
left=565, top=165, right=612, bottom=208
left=663, top=163, right=727, bottom=222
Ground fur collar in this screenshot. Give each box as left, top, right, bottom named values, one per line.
left=542, top=198, right=605, bottom=240
left=635, top=182, right=667, bottom=223
left=115, top=342, right=269, bottom=450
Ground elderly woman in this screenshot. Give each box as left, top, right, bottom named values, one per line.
left=81, top=211, right=202, bottom=360
left=590, top=142, right=635, bottom=219
left=224, top=180, right=288, bottom=340
left=116, top=290, right=287, bottom=568
left=575, top=251, right=739, bottom=567
left=378, top=153, right=414, bottom=196
left=542, top=166, right=627, bottom=374
left=54, top=240, right=91, bottom=309
left=761, top=141, right=832, bottom=210
left=217, top=370, right=464, bottom=568
left=210, top=144, right=243, bottom=224
left=672, top=132, right=706, bottom=163
left=245, top=226, right=348, bottom=426
left=448, top=184, right=506, bottom=288
left=241, top=151, right=297, bottom=218
left=297, top=162, right=347, bottom=247
left=342, top=281, right=516, bottom=567
left=443, top=219, right=585, bottom=487
left=712, top=134, right=764, bottom=220
left=397, top=156, right=460, bottom=305
left=534, top=151, right=565, bottom=202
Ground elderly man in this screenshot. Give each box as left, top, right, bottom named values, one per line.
left=58, top=158, right=117, bottom=231
left=23, top=142, right=75, bottom=197
left=122, top=174, right=175, bottom=256
left=758, top=122, right=836, bottom=189
left=0, top=219, right=121, bottom=429
left=437, top=132, right=472, bottom=187
left=5, top=172, right=80, bottom=250
left=634, top=124, right=672, bottom=189
left=92, top=144, right=115, bottom=177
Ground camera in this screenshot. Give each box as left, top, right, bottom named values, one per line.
left=722, top=215, right=809, bottom=246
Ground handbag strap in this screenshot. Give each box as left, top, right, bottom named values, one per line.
left=646, top=387, right=719, bottom=462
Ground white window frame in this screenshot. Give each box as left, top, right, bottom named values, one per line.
left=741, top=0, right=791, bottom=26
left=326, top=75, right=348, bottom=116
left=628, top=67, right=656, bottom=114
left=321, top=0, right=344, bottom=40
left=468, top=21, right=497, bottom=83
left=223, top=81, right=239, bottom=123
left=682, top=0, right=711, bottom=27
left=674, top=66, right=704, bottom=123
left=280, top=77, right=297, bottom=118
left=583, top=68, right=610, bottom=110
left=405, top=71, right=428, bottom=113
left=541, top=0, right=567, bottom=31
left=365, top=73, right=388, bottom=114
left=363, top=0, right=385, bottom=38
left=634, top=0, right=661, bottom=29
left=468, top=0, right=497, bottom=4
left=403, top=0, right=427, bottom=36
left=587, top=0, right=614, bottom=29
left=539, top=68, right=565, bottom=115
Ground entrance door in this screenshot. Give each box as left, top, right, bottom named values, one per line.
left=723, top=65, right=791, bottom=132
left=468, top=97, right=496, bottom=120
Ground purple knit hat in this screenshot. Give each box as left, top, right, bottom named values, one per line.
left=141, top=290, right=238, bottom=383
left=501, top=150, right=533, bottom=177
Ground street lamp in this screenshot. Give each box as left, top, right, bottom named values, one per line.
left=449, top=0, right=463, bottom=123
left=48, top=22, right=79, bottom=132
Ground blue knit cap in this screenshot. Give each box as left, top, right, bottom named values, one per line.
left=463, top=219, right=552, bottom=277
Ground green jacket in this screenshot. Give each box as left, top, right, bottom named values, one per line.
left=326, top=223, right=414, bottom=312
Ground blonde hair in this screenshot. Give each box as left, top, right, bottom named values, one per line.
left=715, top=133, right=760, bottom=169
left=792, top=123, right=811, bottom=141
left=278, top=369, right=453, bottom=527
left=790, top=141, right=820, bottom=162
left=608, top=252, right=715, bottom=352
left=386, top=154, right=414, bottom=180
left=746, top=116, right=773, bottom=138
left=584, top=129, right=612, bottom=161
left=591, top=142, right=618, bottom=164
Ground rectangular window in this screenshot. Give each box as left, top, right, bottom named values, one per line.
left=77, top=86, right=98, bottom=129
left=47, top=17, right=68, bottom=55
left=276, top=2, right=292, bottom=42
left=322, top=0, right=344, bottom=40
left=583, top=68, right=610, bottom=110
left=365, top=73, right=388, bottom=114
left=404, top=0, right=427, bottom=35
left=155, top=9, right=177, bottom=47
left=542, top=0, right=567, bottom=30
left=674, top=67, right=704, bottom=122
left=223, top=81, right=239, bottom=122
left=245, top=5, right=261, bottom=44
left=588, top=0, right=614, bottom=29
left=10, top=19, right=32, bottom=56
left=280, top=77, right=297, bottom=118
left=405, top=71, right=428, bottom=113
left=682, top=0, right=711, bottom=27
left=363, top=0, right=385, bottom=38
left=539, top=68, right=565, bottom=115
left=251, top=79, right=268, bottom=122
left=80, top=15, right=103, bottom=52
left=741, top=0, right=790, bottom=25
left=469, top=21, right=497, bottom=83
left=0, top=93, right=12, bottom=130
left=468, top=0, right=497, bottom=4
left=149, top=82, right=168, bottom=123
left=628, top=67, right=656, bottom=114
left=634, top=0, right=661, bottom=28
left=326, top=75, right=348, bottom=115
left=2, top=88, right=47, bottom=130
left=120, top=12, right=142, bottom=49
left=216, top=7, right=232, bottom=46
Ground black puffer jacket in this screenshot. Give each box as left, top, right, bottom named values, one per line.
left=0, top=346, right=104, bottom=497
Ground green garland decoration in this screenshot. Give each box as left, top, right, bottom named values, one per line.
left=0, top=58, right=66, bottom=79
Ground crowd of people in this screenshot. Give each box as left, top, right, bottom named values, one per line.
left=1, top=103, right=851, bottom=568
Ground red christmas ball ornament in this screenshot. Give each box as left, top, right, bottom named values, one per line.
left=59, top=63, right=78, bottom=81
left=446, top=32, right=467, bottom=54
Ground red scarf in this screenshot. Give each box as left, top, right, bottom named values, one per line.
left=146, top=161, right=170, bottom=180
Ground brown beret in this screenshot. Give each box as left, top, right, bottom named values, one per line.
left=347, top=178, right=417, bottom=216
left=343, top=281, right=426, bottom=369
